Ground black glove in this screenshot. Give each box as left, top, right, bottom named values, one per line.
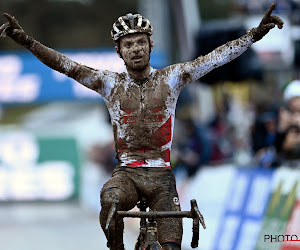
left=250, top=3, right=284, bottom=42
left=0, top=13, right=33, bottom=47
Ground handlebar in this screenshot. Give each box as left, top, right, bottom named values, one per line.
left=117, top=199, right=206, bottom=249
left=118, top=210, right=193, bottom=218
left=117, top=199, right=205, bottom=229
left=107, top=199, right=206, bottom=249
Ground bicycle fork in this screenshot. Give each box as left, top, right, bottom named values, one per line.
left=136, top=198, right=162, bottom=250
left=144, top=218, right=162, bottom=250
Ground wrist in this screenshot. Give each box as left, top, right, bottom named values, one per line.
left=247, top=28, right=259, bottom=43
left=23, top=35, right=34, bottom=49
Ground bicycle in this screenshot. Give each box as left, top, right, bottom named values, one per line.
left=105, top=197, right=206, bottom=249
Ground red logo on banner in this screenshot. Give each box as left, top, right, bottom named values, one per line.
left=282, top=200, right=300, bottom=250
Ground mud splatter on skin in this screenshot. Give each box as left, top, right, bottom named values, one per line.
left=110, top=33, right=252, bottom=167
left=181, top=72, right=192, bottom=83
left=170, top=33, right=253, bottom=91
left=119, top=33, right=152, bottom=80
left=24, top=30, right=253, bottom=249
left=108, top=72, right=172, bottom=163
left=26, top=39, right=117, bottom=100
left=100, top=171, right=139, bottom=249
left=24, top=31, right=253, bottom=167
left=101, top=166, right=182, bottom=245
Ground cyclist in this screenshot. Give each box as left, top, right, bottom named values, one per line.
left=0, top=4, right=283, bottom=250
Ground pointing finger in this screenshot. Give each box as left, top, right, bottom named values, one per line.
left=265, top=3, right=276, bottom=17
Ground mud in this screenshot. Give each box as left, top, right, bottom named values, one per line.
left=26, top=39, right=110, bottom=96
left=181, top=72, right=192, bottom=83
left=119, top=33, right=151, bottom=79
left=100, top=166, right=182, bottom=246
left=17, top=26, right=253, bottom=168
left=109, top=72, right=171, bottom=163
left=1, top=10, right=284, bottom=250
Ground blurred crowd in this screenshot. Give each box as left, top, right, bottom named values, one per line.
left=252, top=80, right=300, bottom=168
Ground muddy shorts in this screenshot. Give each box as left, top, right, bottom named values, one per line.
left=100, top=166, right=183, bottom=245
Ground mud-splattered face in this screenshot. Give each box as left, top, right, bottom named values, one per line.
left=119, top=33, right=151, bottom=71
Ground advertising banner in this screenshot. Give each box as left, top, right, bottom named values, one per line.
left=282, top=200, right=300, bottom=250
left=213, top=168, right=274, bottom=250
left=255, top=181, right=298, bottom=250
left=0, top=132, right=80, bottom=201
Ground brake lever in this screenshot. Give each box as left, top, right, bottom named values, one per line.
left=191, top=199, right=206, bottom=229
left=105, top=199, right=119, bottom=231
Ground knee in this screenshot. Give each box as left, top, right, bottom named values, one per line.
left=161, top=242, right=181, bottom=250
left=100, top=188, right=124, bottom=229
left=100, top=188, right=125, bottom=208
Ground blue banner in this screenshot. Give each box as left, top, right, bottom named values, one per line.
left=214, top=168, right=275, bottom=250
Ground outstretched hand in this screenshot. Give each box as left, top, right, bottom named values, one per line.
left=260, top=3, right=284, bottom=29
left=252, top=3, right=284, bottom=42
left=0, top=13, right=30, bottom=46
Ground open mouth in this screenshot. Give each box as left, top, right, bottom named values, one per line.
left=132, top=56, right=143, bottom=62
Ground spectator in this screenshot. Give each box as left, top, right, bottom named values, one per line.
left=276, top=80, right=300, bottom=161
left=172, top=118, right=211, bottom=178
left=251, top=106, right=279, bottom=167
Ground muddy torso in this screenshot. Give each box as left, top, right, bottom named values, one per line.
left=93, top=34, right=252, bottom=168
left=105, top=68, right=178, bottom=167
left=27, top=31, right=254, bottom=167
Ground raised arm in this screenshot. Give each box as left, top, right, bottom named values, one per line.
left=0, top=13, right=114, bottom=98
left=168, top=3, right=284, bottom=91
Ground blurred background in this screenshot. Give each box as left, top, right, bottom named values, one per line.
left=0, top=0, right=300, bottom=249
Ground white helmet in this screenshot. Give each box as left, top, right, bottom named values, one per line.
left=111, top=13, right=153, bottom=42
left=283, top=80, right=300, bottom=101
